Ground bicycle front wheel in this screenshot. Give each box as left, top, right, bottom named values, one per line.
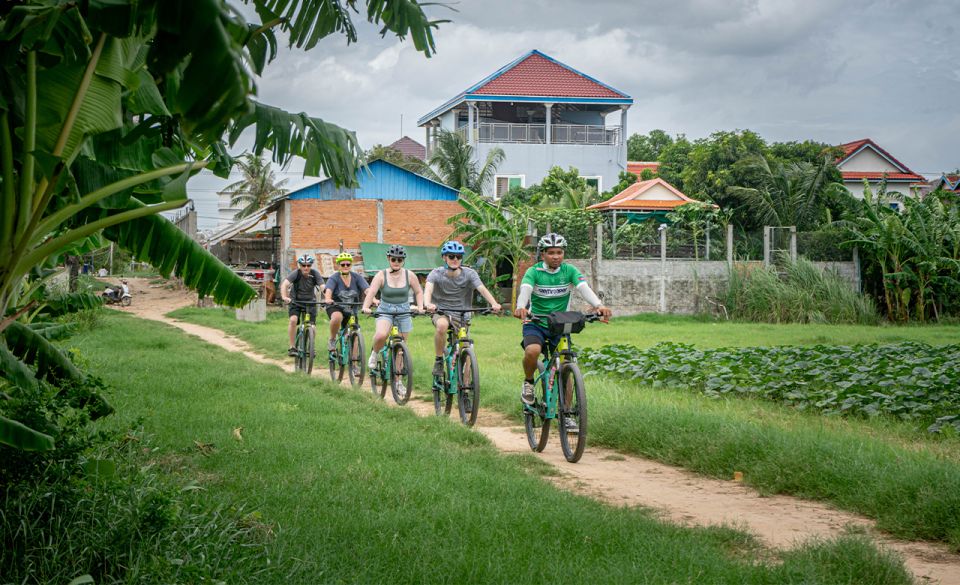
left=390, top=341, right=413, bottom=405
left=304, top=326, right=316, bottom=375
left=524, top=361, right=550, bottom=452
left=347, top=331, right=366, bottom=388
left=370, top=352, right=387, bottom=398
left=328, top=335, right=341, bottom=382
left=432, top=361, right=453, bottom=416
left=558, top=362, right=587, bottom=463
left=294, top=327, right=306, bottom=373
left=457, top=347, right=480, bottom=427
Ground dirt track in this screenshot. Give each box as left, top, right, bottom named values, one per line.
left=120, top=277, right=960, bottom=585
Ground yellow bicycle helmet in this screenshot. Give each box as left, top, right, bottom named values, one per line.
left=335, top=252, right=353, bottom=264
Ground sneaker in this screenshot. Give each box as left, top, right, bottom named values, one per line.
left=328, top=338, right=337, bottom=352
left=563, top=415, right=579, bottom=433
left=520, top=381, right=535, bottom=406
left=367, top=352, right=378, bottom=370
left=432, top=358, right=444, bottom=378
left=287, top=346, right=298, bottom=357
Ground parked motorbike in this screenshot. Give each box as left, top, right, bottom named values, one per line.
left=102, top=283, right=132, bottom=306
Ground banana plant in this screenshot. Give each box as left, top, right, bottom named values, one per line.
left=0, top=0, right=444, bottom=450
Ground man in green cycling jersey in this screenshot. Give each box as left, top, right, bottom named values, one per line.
left=514, top=233, right=611, bottom=426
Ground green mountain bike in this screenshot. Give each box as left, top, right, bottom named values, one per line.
left=368, top=311, right=417, bottom=405
left=290, top=301, right=324, bottom=374
left=327, top=302, right=366, bottom=387
left=431, top=307, right=495, bottom=426
left=523, top=311, right=601, bottom=463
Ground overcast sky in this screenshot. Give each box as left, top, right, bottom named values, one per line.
left=188, top=0, right=960, bottom=230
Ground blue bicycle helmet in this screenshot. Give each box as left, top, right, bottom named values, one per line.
left=440, top=241, right=465, bottom=255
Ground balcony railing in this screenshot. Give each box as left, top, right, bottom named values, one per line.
left=456, top=123, right=621, bottom=145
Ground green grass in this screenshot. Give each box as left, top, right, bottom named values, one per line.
left=66, top=313, right=914, bottom=584
left=169, top=306, right=960, bottom=548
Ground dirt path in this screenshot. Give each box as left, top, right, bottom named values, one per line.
left=120, top=278, right=960, bottom=585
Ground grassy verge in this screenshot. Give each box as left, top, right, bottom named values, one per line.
left=66, top=313, right=913, bottom=583
left=169, top=306, right=960, bottom=548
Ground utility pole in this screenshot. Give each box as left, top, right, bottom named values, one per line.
left=109, top=242, right=114, bottom=274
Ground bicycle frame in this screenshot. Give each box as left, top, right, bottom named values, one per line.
left=436, top=320, right=471, bottom=395
left=377, top=324, right=402, bottom=376
left=332, top=305, right=362, bottom=366
left=529, top=334, right=574, bottom=420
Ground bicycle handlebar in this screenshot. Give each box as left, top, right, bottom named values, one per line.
left=433, top=306, right=500, bottom=316
left=526, top=311, right=606, bottom=324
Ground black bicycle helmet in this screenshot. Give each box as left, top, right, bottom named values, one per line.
left=386, top=244, right=407, bottom=258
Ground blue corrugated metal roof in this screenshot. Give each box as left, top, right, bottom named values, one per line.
left=284, top=160, right=458, bottom=201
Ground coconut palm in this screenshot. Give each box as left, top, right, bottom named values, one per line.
left=447, top=189, right=531, bottom=305
left=222, top=154, right=289, bottom=219
left=419, top=130, right=505, bottom=193
left=728, top=155, right=846, bottom=230
left=0, top=0, right=441, bottom=450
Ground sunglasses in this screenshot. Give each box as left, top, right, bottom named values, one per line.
left=339, top=262, right=351, bottom=267
left=446, top=254, right=463, bottom=260
left=298, top=263, right=312, bottom=267
left=389, top=257, right=404, bottom=262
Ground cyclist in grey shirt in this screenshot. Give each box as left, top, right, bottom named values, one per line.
left=424, top=241, right=501, bottom=377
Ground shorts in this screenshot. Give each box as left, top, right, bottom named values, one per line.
left=432, top=312, right=469, bottom=329
left=326, top=304, right=356, bottom=327
left=289, top=303, right=317, bottom=323
left=376, top=302, right=413, bottom=334
left=521, top=321, right=561, bottom=350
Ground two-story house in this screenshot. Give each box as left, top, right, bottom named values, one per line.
left=417, top=50, right=633, bottom=198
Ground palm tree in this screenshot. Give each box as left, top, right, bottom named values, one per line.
left=222, top=154, right=288, bottom=219
left=447, top=189, right=531, bottom=306
left=418, top=130, right=505, bottom=193
left=0, top=0, right=441, bottom=450
left=728, top=155, right=845, bottom=230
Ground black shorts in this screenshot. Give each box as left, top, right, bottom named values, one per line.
left=521, top=321, right=561, bottom=350
left=326, top=305, right=355, bottom=327
left=289, top=304, right=317, bottom=322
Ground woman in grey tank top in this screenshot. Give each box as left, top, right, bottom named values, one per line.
left=361, top=245, right=425, bottom=369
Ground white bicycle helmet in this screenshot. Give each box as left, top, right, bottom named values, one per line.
left=297, top=254, right=314, bottom=265
left=537, top=233, right=567, bottom=251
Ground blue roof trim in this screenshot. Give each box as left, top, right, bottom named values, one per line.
left=464, top=94, right=632, bottom=105
left=418, top=49, right=632, bottom=126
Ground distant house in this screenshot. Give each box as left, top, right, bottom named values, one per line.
left=588, top=177, right=708, bottom=222
left=626, top=161, right=660, bottom=177
left=388, top=136, right=426, bottom=161
left=930, top=173, right=960, bottom=193
left=835, top=139, right=926, bottom=205
left=418, top=49, right=633, bottom=199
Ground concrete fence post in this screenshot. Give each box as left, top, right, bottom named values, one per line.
left=790, top=226, right=797, bottom=262
left=853, top=246, right=861, bottom=292
left=763, top=226, right=771, bottom=268
left=726, top=223, right=734, bottom=267
left=659, top=224, right=667, bottom=313
left=376, top=200, right=384, bottom=243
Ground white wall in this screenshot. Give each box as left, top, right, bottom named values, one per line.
left=477, top=142, right=624, bottom=198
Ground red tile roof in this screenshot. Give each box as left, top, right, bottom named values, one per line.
left=627, top=161, right=660, bottom=176
left=835, top=138, right=924, bottom=182
left=388, top=136, right=426, bottom=161
left=472, top=52, right=626, bottom=99
left=841, top=171, right=925, bottom=182
left=589, top=178, right=708, bottom=211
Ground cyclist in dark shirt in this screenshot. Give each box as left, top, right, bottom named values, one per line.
left=280, top=254, right=325, bottom=356
left=323, top=252, right=375, bottom=352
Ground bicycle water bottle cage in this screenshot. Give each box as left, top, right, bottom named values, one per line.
left=547, top=311, right=586, bottom=335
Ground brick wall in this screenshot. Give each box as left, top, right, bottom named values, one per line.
left=382, top=200, right=462, bottom=246
left=288, top=199, right=463, bottom=250
left=289, top=200, right=378, bottom=249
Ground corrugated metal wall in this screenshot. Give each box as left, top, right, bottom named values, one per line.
left=284, top=160, right=457, bottom=201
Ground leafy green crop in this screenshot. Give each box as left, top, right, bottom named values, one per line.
left=580, top=342, right=960, bottom=433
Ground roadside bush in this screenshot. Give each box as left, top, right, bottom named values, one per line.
left=0, top=371, right=274, bottom=583
left=721, top=256, right=878, bottom=324
left=533, top=208, right=603, bottom=258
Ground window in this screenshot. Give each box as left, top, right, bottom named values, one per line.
left=581, top=176, right=602, bottom=193
left=495, top=175, right=524, bottom=199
